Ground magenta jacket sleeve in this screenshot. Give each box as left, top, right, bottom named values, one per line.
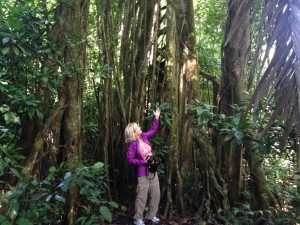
left=126, top=141, right=146, bottom=166
left=142, top=118, right=159, bottom=139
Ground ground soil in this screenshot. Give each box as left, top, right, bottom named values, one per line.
left=103, top=206, right=201, bottom=225
left=101, top=194, right=204, bottom=225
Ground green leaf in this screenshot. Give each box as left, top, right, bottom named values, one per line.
left=4, top=112, right=20, bottom=124
left=2, top=37, right=9, bottom=44
left=27, top=109, right=35, bottom=120
left=8, top=17, right=22, bottom=30
left=2, top=47, right=10, bottom=54
left=59, top=162, right=66, bottom=168
left=99, top=206, right=112, bottom=223
left=57, top=181, right=70, bottom=192
left=16, top=44, right=26, bottom=55
left=108, top=201, right=119, bottom=208
left=233, top=117, right=240, bottom=125
left=55, top=194, right=65, bottom=203
left=0, top=214, right=7, bottom=223
left=36, top=109, right=43, bottom=119
left=4, top=157, right=12, bottom=164
left=46, top=194, right=53, bottom=202
left=12, top=47, right=19, bottom=56
left=224, top=134, right=232, bottom=142
left=74, top=177, right=84, bottom=186
left=85, top=215, right=98, bottom=225
left=12, top=154, right=25, bottom=160
left=25, top=101, right=33, bottom=106
left=75, top=216, right=87, bottom=224
left=166, top=119, right=172, bottom=127
left=42, top=77, right=48, bottom=82
left=49, top=166, right=56, bottom=172
left=93, top=162, right=104, bottom=170
left=0, top=105, right=9, bottom=113
left=234, top=130, right=243, bottom=140
left=8, top=201, right=20, bottom=220
left=64, top=171, right=72, bottom=180
left=0, top=159, right=4, bottom=175
left=159, top=102, right=170, bottom=110
left=90, top=188, right=100, bottom=196
left=9, top=168, right=23, bottom=180
left=82, top=179, right=94, bottom=186
left=16, top=218, right=34, bottom=225
left=196, top=107, right=203, bottom=115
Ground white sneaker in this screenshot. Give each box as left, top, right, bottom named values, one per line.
left=134, top=219, right=145, bottom=225
left=149, top=217, right=160, bottom=223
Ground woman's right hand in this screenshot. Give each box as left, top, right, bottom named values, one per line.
left=154, top=107, right=161, bottom=119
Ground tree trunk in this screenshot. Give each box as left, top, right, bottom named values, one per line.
left=244, top=143, right=278, bottom=221
left=94, top=0, right=116, bottom=201
left=194, top=133, right=229, bottom=223
left=56, top=1, right=89, bottom=224
left=121, top=1, right=157, bottom=123
left=20, top=1, right=89, bottom=224
left=132, top=0, right=157, bottom=122
left=217, top=0, right=251, bottom=205
left=163, top=0, right=201, bottom=216
left=176, top=0, right=200, bottom=192
left=164, top=0, right=180, bottom=217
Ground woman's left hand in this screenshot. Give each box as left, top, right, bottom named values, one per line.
left=154, top=107, right=161, bottom=119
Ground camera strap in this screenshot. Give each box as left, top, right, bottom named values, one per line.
left=147, top=172, right=156, bottom=180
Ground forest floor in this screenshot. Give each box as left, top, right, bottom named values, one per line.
left=101, top=191, right=211, bottom=225
left=103, top=209, right=201, bottom=225
left=102, top=203, right=203, bottom=225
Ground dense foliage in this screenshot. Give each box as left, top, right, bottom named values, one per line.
left=0, top=0, right=300, bottom=224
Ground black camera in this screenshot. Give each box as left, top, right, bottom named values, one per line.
left=146, top=155, right=155, bottom=164
left=146, top=155, right=160, bottom=173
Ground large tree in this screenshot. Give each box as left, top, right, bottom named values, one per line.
left=217, top=0, right=251, bottom=205
left=19, top=0, right=90, bottom=224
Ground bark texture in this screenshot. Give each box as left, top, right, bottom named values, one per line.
left=163, top=0, right=200, bottom=216
left=164, top=0, right=180, bottom=217
left=19, top=1, right=89, bottom=224
left=217, top=0, right=251, bottom=205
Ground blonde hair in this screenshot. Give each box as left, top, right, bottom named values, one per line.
left=124, top=122, right=140, bottom=143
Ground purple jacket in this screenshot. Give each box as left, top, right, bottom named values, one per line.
left=126, top=118, right=159, bottom=177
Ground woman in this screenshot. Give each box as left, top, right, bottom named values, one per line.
left=124, top=108, right=161, bottom=225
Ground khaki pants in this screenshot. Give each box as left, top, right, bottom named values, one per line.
left=134, top=173, right=160, bottom=220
